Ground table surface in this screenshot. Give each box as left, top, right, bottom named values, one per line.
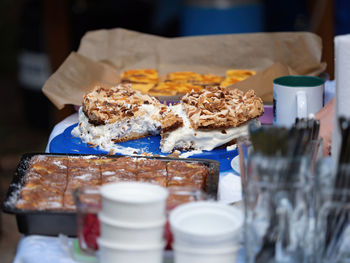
left=14, top=113, right=243, bottom=263
left=13, top=80, right=335, bottom=263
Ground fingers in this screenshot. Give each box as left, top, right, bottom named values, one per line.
left=315, top=98, right=335, bottom=156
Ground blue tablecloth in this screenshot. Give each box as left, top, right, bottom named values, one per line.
left=12, top=113, right=243, bottom=263
left=13, top=80, right=335, bottom=262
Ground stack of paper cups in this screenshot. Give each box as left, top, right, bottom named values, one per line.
left=98, top=182, right=168, bottom=263
left=169, top=201, right=243, bottom=263
left=332, top=34, right=350, bottom=162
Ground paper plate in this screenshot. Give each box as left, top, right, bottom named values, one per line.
left=49, top=124, right=238, bottom=172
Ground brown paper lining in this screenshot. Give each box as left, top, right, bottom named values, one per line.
left=42, top=28, right=326, bottom=109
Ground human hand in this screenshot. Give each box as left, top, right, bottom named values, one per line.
left=315, top=98, right=334, bottom=156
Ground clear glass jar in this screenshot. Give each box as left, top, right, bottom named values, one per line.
left=74, top=185, right=101, bottom=254
left=244, top=154, right=312, bottom=263
left=165, top=186, right=207, bottom=250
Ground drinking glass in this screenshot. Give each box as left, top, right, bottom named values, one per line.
left=307, top=139, right=323, bottom=174
left=313, top=162, right=350, bottom=263
left=166, top=186, right=207, bottom=210
left=165, top=186, right=207, bottom=250
left=74, top=185, right=102, bottom=254
left=244, top=154, right=312, bottom=263
left=237, top=135, right=252, bottom=191
left=314, top=189, right=350, bottom=263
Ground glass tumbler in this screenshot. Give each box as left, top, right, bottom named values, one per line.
left=244, top=154, right=312, bottom=263
left=74, top=185, right=102, bottom=254
left=313, top=162, right=350, bottom=263
left=314, top=190, right=350, bottom=263
left=237, top=134, right=252, bottom=192
left=165, top=186, right=207, bottom=250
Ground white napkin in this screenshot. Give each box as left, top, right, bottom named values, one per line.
left=13, top=235, right=75, bottom=263
left=332, top=34, right=350, bottom=162
left=218, top=156, right=242, bottom=204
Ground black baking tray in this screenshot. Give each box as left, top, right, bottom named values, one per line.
left=2, top=153, right=220, bottom=237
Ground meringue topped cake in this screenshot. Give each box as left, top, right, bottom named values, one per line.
left=160, top=87, right=263, bottom=153
left=72, top=84, right=181, bottom=152
left=72, top=84, right=264, bottom=155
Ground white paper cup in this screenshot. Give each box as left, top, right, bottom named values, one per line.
left=173, top=244, right=240, bottom=263
left=169, top=201, right=243, bottom=248
left=98, top=238, right=165, bottom=263
left=99, top=213, right=166, bottom=245
left=100, top=182, right=168, bottom=223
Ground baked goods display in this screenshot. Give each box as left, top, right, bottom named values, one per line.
left=15, top=155, right=209, bottom=211
left=82, top=85, right=162, bottom=126
left=160, top=87, right=263, bottom=153
left=72, top=84, right=264, bottom=154
left=74, top=84, right=183, bottom=151
left=181, top=88, right=263, bottom=129
left=80, top=85, right=168, bottom=144
left=120, top=69, right=256, bottom=97
left=221, top=69, right=256, bottom=87
left=120, top=69, right=159, bottom=94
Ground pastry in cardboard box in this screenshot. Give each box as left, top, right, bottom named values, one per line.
left=166, top=71, right=202, bottom=83
left=221, top=69, right=256, bottom=87
left=192, top=74, right=224, bottom=87
left=225, top=69, right=256, bottom=79
left=148, top=81, right=202, bottom=97
left=120, top=69, right=254, bottom=97
left=120, top=69, right=158, bottom=93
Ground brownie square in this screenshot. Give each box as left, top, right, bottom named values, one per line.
left=101, top=157, right=138, bottom=184
left=68, top=170, right=101, bottom=186
left=138, top=176, right=167, bottom=187
left=102, top=174, right=136, bottom=185
left=29, top=156, right=68, bottom=175
left=68, top=157, right=101, bottom=185
left=17, top=187, right=63, bottom=210
left=137, top=158, right=167, bottom=186
left=167, top=161, right=208, bottom=189
left=68, top=157, right=99, bottom=172
left=16, top=198, right=63, bottom=210
left=25, top=174, right=67, bottom=193
left=62, top=192, right=76, bottom=210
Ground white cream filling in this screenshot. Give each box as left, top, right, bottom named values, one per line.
left=160, top=104, right=251, bottom=153
left=72, top=106, right=161, bottom=155
left=72, top=103, right=255, bottom=155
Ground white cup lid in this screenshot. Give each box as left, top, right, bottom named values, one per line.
left=169, top=201, right=243, bottom=240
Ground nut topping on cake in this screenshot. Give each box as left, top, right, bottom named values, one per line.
left=82, top=84, right=162, bottom=126
left=181, top=86, right=264, bottom=129
left=159, top=106, right=184, bottom=133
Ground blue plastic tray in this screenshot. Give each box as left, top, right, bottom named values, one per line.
left=49, top=124, right=238, bottom=172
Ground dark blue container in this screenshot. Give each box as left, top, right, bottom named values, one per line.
left=336, top=0, right=350, bottom=35
left=180, top=0, right=264, bottom=36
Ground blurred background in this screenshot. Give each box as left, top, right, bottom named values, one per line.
left=0, top=0, right=349, bottom=261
